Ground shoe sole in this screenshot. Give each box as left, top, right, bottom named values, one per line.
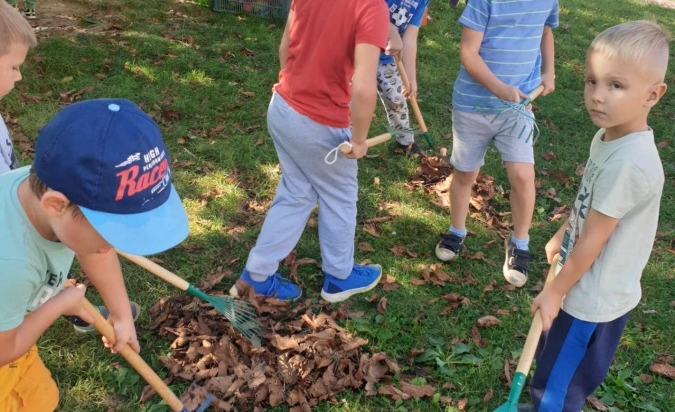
left=503, top=239, right=527, bottom=287
left=73, top=301, right=141, bottom=333
left=229, top=283, right=303, bottom=301
left=435, top=243, right=458, bottom=262
left=320, top=268, right=382, bottom=303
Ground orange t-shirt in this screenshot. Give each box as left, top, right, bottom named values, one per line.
left=274, top=0, right=389, bottom=128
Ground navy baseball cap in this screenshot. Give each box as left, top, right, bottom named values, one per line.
left=33, top=98, right=189, bottom=255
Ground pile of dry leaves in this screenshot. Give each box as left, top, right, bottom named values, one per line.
left=409, top=155, right=513, bottom=237
left=145, top=278, right=436, bottom=411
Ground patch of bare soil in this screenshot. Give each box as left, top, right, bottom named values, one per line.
left=640, top=0, right=675, bottom=8
left=19, top=0, right=125, bottom=36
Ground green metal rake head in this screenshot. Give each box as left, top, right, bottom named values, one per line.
left=187, top=285, right=262, bottom=347
left=475, top=85, right=545, bottom=144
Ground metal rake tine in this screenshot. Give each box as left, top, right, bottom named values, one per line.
left=231, top=300, right=263, bottom=344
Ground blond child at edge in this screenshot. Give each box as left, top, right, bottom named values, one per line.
left=0, top=98, right=190, bottom=411
left=526, top=20, right=669, bottom=412
left=0, top=1, right=36, bottom=174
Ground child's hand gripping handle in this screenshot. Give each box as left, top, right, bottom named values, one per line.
left=522, top=85, right=545, bottom=106
left=514, top=253, right=559, bottom=375
left=81, top=298, right=187, bottom=412
left=394, top=56, right=427, bottom=133
left=338, top=133, right=393, bottom=154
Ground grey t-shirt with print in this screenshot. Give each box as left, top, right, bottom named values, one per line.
left=0, top=115, right=20, bottom=174
left=559, top=129, right=664, bottom=323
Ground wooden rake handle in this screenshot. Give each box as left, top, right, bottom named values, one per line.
left=523, top=85, right=545, bottom=105
left=394, top=56, right=428, bottom=133
left=514, top=253, right=560, bottom=375
left=117, top=250, right=190, bottom=292
left=80, top=298, right=186, bottom=412
left=339, top=132, right=393, bottom=154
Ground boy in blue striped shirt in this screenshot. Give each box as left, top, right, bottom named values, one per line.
left=435, top=0, right=558, bottom=287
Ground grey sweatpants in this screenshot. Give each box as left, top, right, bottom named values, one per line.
left=245, top=92, right=357, bottom=280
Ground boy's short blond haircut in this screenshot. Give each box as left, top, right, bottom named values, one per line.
left=0, top=1, right=37, bottom=56
left=590, top=20, right=671, bottom=82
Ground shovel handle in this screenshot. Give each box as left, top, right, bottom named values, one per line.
left=117, top=250, right=190, bottom=292
left=514, top=253, right=560, bottom=375
left=394, top=56, right=428, bottom=133
left=339, top=133, right=393, bottom=154
left=80, top=298, right=186, bottom=412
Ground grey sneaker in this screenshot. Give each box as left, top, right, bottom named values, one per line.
left=435, top=232, right=464, bottom=262
left=517, top=405, right=534, bottom=412
left=23, top=8, right=36, bottom=19
left=69, top=301, right=141, bottom=333
left=503, top=236, right=531, bottom=287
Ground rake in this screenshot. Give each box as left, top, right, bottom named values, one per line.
left=493, top=253, right=560, bottom=412
left=117, top=250, right=263, bottom=347
left=81, top=297, right=213, bottom=411
left=476, top=84, right=545, bottom=144
left=394, top=56, right=434, bottom=150
left=324, top=132, right=393, bottom=164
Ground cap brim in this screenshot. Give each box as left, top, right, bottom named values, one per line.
left=81, top=186, right=189, bottom=256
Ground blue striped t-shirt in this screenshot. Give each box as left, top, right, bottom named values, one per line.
left=452, top=0, right=559, bottom=112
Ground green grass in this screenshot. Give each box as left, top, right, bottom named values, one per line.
left=3, top=0, right=675, bottom=410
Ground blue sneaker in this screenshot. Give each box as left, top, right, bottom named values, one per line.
left=229, top=269, right=302, bottom=301
left=321, top=264, right=382, bottom=303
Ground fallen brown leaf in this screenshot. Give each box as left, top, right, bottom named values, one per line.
left=586, top=395, right=608, bottom=411
left=377, top=297, right=387, bottom=314
left=477, top=315, right=502, bottom=327
left=650, top=363, right=675, bottom=378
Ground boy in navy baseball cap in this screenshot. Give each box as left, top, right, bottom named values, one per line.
left=0, top=98, right=188, bottom=411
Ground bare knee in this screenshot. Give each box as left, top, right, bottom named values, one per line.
left=452, top=169, right=479, bottom=187
left=506, top=164, right=534, bottom=188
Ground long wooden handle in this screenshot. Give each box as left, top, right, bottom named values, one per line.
left=80, top=298, right=186, bottom=412
left=339, top=133, right=393, bottom=154
left=514, top=253, right=560, bottom=375
left=117, top=250, right=190, bottom=291
left=394, top=57, right=428, bottom=133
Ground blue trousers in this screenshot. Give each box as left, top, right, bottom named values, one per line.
left=530, top=310, right=631, bottom=412
left=245, top=92, right=358, bottom=280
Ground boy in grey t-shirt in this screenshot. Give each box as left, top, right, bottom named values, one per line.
left=527, top=21, right=669, bottom=412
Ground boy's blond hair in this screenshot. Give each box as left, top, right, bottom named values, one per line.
left=590, top=20, right=670, bottom=82
left=0, top=1, right=37, bottom=56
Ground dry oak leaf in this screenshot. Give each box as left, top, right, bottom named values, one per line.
left=640, top=373, right=654, bottom=384
left=358, top=242, right=375, bottom=252
left=482, top=387, right=494, bottom=403
left=377, top=297, right=388, bottom=314
left=269, top=334, right=301, bottom=351
left=586, top=395, right=609, bottom=411
left=378, top=384, right=410, bottom=401
left=457, top=398, right=469, bottom=410
left=399, top=381, right=436, bottom=398
left=477, top=315, right=502, bottom=327
left=649, top=363, right=675, bottom=378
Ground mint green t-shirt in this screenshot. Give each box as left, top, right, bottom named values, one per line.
left=0, top=166, right=75, bottom=332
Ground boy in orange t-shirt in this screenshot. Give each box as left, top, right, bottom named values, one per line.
left=230, top=0, right=389, bottom=303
